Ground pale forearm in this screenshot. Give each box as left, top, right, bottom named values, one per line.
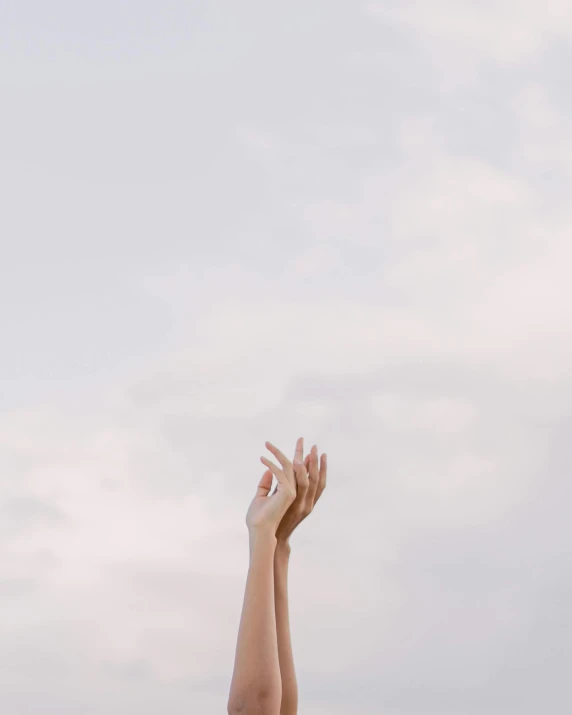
left=228, top=529, right=282, bottom=714
left=274, top=540, right=298, bottom=715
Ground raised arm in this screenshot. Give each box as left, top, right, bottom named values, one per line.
left=273, top=439, right=327, bottom=715
left=227, top=438, right=327, bottom=715
left=274, top=540, right=296, bottom=714
left=227, top=441, right=297, bottom=715
left=227, top=528, right=282, bottom=715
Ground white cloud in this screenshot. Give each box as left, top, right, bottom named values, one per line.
left=2, top=1, right=572, bottom=713
left=371, top=393, right=476, bottom=433
left=366, top=0, right=571, bottom=62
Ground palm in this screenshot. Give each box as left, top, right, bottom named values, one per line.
left=246, top=491, right=283, bottom=528
left=275, top=442, right=326, bottom=541
left=275, top=498, right=306, bottom=540
left=246, top=467, right=294, bottom=531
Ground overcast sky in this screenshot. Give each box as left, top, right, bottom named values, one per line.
left=1, top=2, right=572, bottom=714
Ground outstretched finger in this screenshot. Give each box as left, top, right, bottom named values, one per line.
left=265, top=441, right=295, bottom=488
left=308, top=444, right=319, bottom=485
left=294, top=437, right=304, bottom=465
left=256, top=469, right=274, bottom=498
left=292, top=446, right=309, bottom=493
left=260, top=456, right=287, bottom=486
left=316, top=452, right=327, bottom=501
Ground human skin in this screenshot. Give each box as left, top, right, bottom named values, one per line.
left=227, top=438, right=327, bottom=715
left=227, top=440, right=296, bottom=714
left=227, top=527, right=283, bottom=715
left=274, top=438, right=327, bottom=715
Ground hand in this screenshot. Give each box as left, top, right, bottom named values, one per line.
left=245, top=441, right=297, bottom=535
left=275, top=437, right=327, bottom=544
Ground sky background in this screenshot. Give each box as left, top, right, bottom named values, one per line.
left=1, top=2, right=572, bottom=714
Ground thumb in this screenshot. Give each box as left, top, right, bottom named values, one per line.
left=255, top=469, right=274, bottom=498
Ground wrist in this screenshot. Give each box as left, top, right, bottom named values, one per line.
left=248, top=527, right=278, bottom=548
left=275, top=538, right=291, bottom=556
